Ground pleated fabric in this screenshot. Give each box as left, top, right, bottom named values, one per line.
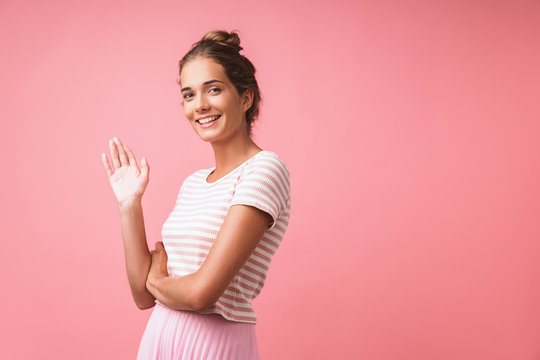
left=137, top=302, right=259, bottom=360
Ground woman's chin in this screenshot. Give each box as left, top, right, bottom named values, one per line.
left=195, top=132, right=219, bottom=143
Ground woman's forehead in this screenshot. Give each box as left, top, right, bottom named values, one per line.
left=180, top=57, right=227, bottom=87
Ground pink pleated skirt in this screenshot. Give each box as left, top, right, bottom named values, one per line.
left=137, top=302, right=259, bottom=360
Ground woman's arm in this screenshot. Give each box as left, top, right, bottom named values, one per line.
left=146, top=204, right=272, bottom=311
left=103, top=137, right=155, bottom=310
left=118, top=199, right=156, bottom=310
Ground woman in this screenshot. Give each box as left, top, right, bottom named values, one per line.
left=101, top=30, right=291, bottom=359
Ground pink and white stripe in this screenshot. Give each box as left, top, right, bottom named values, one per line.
left=161, top=150, right=291, bottom=324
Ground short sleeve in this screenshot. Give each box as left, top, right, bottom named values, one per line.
left=229, top=153, right=290, bottom=229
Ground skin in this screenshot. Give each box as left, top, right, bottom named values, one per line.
left=102, top=56, right=272, bottom=311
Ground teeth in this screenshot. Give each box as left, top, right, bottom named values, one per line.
left=199, top=115, right=220, bottom=124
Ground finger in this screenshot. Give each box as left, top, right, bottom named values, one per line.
left=123, top=144, right=139, bottom=169
left=109, top=139, right=121, bottom=169
left=101, top=153, right=114, bottom=177
left=155, top=241, right=164, bottom=251
left=141, top=157, right=149, bottom=176
left=113, top=137, right=129, bottom=166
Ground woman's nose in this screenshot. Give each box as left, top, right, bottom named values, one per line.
left=195, top=94, right=210, bottom=112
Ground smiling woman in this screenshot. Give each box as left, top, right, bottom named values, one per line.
left=102, top=30, right=291, bottom=359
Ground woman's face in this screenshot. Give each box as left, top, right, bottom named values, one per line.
left=180, top=57, right=252, bottom=144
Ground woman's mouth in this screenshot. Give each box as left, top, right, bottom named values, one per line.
left=197, top=115, right=221, bottom=128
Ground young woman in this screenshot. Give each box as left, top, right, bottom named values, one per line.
left=102, top=30, right=291, bottom=359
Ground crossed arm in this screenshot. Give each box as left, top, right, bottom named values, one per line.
left=145, top=203, right=273, bottom=311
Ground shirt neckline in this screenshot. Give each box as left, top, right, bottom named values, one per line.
left=203, top=150, right=267, bottom=186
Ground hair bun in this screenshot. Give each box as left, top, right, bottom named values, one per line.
left=201, top=30, right=243, bottom=52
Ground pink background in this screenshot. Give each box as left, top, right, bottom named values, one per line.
left=1, top=0, right=539, bottom=359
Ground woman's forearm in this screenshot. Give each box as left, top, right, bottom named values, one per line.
left=145, top=205, right=272, bottom=312
left=146, top=273, right=207, bottom=312
left=118, top=199, right=156, bottom=309
left=145, top=243, right=222, bottom=312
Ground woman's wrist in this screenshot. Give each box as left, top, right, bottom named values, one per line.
left=146, top=275, right=162, bottom=296
left=146, top=276, right=154, bottom=293
left=118, top=197, right=142, bottom=210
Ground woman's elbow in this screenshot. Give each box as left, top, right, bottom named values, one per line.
left=137, top=302, right=155, bottom=310
left=188, top=287, right=218, bottom=312
left=135, top=297, right=156, bottom=310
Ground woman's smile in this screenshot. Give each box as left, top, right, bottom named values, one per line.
left=196, top=114, right=221, bottom=128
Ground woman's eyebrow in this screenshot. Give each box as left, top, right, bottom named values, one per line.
left=181, top=79, right=225, bottom=92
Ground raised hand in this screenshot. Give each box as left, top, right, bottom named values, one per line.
left=102, top=137, right=150, bottom=205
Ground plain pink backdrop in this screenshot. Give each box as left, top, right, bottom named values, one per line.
left=1, top=0, right=539, bottom=359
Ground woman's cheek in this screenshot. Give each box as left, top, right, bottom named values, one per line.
left=183, top=104, right=193, bottom=120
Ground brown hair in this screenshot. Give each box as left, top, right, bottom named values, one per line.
left=179, top=30, right=261, bottom=135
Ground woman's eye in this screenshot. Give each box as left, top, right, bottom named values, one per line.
left=182, top=92, right=194, bottom=100
left=209, top=87, right=221, bottom=94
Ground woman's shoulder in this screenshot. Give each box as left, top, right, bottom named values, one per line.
left=247, top=150, right=289, bottom=175
left=179, top=150, right=290, bottom=190
left=240, top=150, right=290, bottom=191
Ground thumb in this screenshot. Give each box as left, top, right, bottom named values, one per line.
left=155, top=241, right=164, bottom=251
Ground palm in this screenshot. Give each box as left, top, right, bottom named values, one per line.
left=109, top=163, right=146, bottom=202
left=102, top=137, right=150, bottom=204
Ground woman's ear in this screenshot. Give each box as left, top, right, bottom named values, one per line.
left=241, top=89, right=254, bottom=112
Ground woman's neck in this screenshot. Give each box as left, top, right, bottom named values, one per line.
left=209, top=134, right=262, bottom=179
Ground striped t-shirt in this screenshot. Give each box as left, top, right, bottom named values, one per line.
left=161, top=150, right=291, bottom=324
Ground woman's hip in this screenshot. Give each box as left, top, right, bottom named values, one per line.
left=137, top=302, right=259, bottom=360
